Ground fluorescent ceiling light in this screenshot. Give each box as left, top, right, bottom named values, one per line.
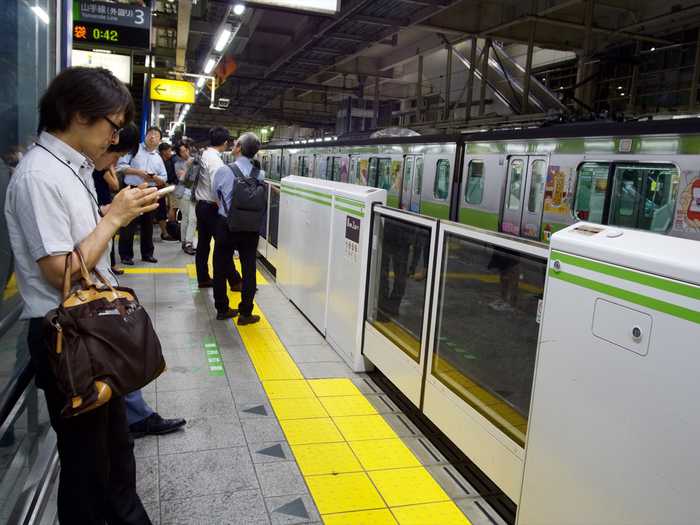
left=204, top=58, right=216, bottom=74
left=197, top=77, right=206, bottom=88
left=233, top=4, right=245, bottom=15
left=214, top=25, right=232, bottom=52
left=31, top=5, right=50, bottom=24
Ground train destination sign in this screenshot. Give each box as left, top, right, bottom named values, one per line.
left=150, top=78, right=196, bottom=104
left=73, top=0, right=151, bottom=49
left=246, top=0, right=339, bottom=15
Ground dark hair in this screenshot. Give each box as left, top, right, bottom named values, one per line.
left=175, top=142, right=189, bottom=156
left=108, top=123, right=140, bottom=156
left=158, top=142, right=172, bottom=154
left=209, top=126, right=230, bottom=147
left=38, top=66, right=134, bottom=133
left=147, top=126, right=162, bottom=139
left=237, top=132, right=261, bottom=159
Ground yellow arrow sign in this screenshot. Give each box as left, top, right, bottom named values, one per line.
left=150, top=78, right=195, bottom=104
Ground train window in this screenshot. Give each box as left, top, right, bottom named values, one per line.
left=465, top=161, right=485, bottom=205
left=434, top=160, right=450, bottom=200
left=414, top=158, right=423, bottom=196
left=377, top=158, right=393, bottom=190
left=299, top=156, right=310, bottom=177
left=350, top=157, right=359, bottom=184
left=506, top=159, right=524, bottom=210
left=325, top=157, right=333, bottom=180
left=368, top=158, right=379, bottom=186
left=574, top=162, right=609, bottom=223
left=261, top=155, right=270, bottom=173
left=609, top=163, right=678, bottom=232
left=527, top=160, right=546, bottom=213
left=332, top=157, right=342, bottom=182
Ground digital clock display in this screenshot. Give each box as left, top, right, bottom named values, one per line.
left=73, top=22, right=149, bottom=49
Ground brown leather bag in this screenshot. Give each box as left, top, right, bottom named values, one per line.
left=43, top=249, right=166, bottom=417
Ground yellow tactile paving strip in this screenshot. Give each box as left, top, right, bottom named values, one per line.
left=123, top=267, right=188, bottom=274
left=219, top=278, right=472, bottom=525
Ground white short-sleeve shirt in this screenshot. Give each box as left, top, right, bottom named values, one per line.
left=4, top=132, right=116, bottom=319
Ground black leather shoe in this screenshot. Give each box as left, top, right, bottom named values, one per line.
left=238, top=314, right=261, bottom=325
left=142, top=256, right=158, bottom=263
left=216, top=308, right=238, bottom=320
left=129, top=413, right=186, bottom=439
left=198, top=280, right=214, bottom=288
left=121, top=258, right=134, bottom=266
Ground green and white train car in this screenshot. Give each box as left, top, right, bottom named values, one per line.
left=260, top=119, right=700, bottom=242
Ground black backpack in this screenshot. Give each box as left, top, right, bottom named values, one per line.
left=223, top=163, right=266, bottom=232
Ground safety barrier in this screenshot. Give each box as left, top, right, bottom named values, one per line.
left=362, top=204, right=548, bottom=504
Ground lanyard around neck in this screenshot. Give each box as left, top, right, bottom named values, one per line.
left=35, top=143, right=103, bottom=217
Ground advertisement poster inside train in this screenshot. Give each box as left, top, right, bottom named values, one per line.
left=359, top=159, right=368, bottom=185
left=543, top=165, right=572, bottom=215
left=674, top=171, right=700, bottom=234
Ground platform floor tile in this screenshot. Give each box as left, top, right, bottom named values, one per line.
left=348, top=439, right=421, bottom=471
left=280, top=417, right=344, bottom=445
left=319, top=395, right=378, bottom=417
left=291, top=442, right=363, bottom=476
left=263, top=379, right=315, bottom=399
left=271, top=397, right=329, bottom=420
left=306, top=472, right=385, bottom=515
left=368, top=467, right=450, bottom=507
left=390, top=501, right=472, bottom=525
left=332, top=414, right=397, bottom=441
left=308, top=378, right=363, bottom=397
left=322, top=508, right=398, bottom=525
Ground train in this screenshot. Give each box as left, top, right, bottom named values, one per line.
left=255, top=118, right=700, bottom=243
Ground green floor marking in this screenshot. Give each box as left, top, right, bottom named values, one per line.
left=203, top=337, right=225, bottom=376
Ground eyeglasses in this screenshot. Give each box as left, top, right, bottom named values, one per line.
left=103, top=116, right=123, bottom=140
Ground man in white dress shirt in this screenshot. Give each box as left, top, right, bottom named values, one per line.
left=116, top=126, right=167, bottom=264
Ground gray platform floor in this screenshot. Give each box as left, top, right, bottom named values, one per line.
left=122, top=240, right=506, bottom=525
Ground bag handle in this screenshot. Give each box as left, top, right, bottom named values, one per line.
left=61, top=248, right=118, bottom=300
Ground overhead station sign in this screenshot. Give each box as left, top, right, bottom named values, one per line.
left=246, top=0, right=339, bottom=15
left=73, top=0, right=151, bottom=49
left=150, top=78, right=196, bottom=104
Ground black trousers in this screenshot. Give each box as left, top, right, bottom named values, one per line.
left=27, top=319, right=151, bottom=525
left=119, top=209, right=154, bottom=260
left=213, top=219, right=257, bottom=316
left=195, top=201, right=220, bottom=283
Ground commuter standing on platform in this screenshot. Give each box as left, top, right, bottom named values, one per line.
left=212, top=132, right=265, bottom=324
left=156, top=142, right=178, bottom=242
left=117, top=126, right=167, bottom=265
left=174, top=142, right=197, bottom=255
left=5, top=66, right=155, bottom=524
left=194, top=126, right=241, bottom=288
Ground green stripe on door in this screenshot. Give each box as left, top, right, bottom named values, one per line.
left=551, top=271, right=700, bottom=325
left=551, top=251, right=700, bottom=300
left=335, top=204, right=364, bottom=218
left=280, top=184, right=331, bottom=201
left=281, top=187, right=331, bottom=207
left=335, top=196, right=365, bottom=209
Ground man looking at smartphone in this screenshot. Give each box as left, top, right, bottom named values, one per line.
left=117, top=126, right=167, bottom=264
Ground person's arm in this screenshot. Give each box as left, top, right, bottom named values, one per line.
left=36, top=184, right=159, bottom=289
left=152, top=158, right=167, bottom=188
left=103, top=165, right=120, bottom=193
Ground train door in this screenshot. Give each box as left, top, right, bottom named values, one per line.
left=501, top=155, right=548, bottom=239
left=399, top=156, right=423, bottom=213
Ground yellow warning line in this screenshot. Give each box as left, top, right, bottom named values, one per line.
left=122, top=267, right=187, bottom=274
left=225, top=288, right=472, bottom=524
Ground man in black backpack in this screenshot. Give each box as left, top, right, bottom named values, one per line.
left=211, top=132, right=265, bottom=324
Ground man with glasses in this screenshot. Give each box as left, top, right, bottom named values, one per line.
left=117, top=126, right=167, bottom=265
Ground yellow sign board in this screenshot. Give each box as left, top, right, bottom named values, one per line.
left=150, top=78, right=195, bottom=104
